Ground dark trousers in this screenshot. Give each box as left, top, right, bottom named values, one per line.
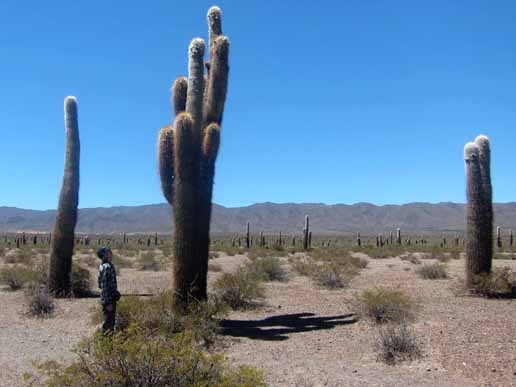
left=102, top=303, right=117, bottom=335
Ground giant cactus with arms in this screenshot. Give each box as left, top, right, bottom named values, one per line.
left=158, top=6, right=229, bottom=306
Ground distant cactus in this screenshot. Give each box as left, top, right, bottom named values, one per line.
left=246, top=221, right=250, bottom=249
left=464, top=139, right=492, bottom=287
left=357, top=232, right=361, bottom=247
left=157, top=6, right=229, bottom=306
left=510, top=229, right=513, bottom=247
left=303, top=215, right=310, bottom=250
left=48, top=96, right=80, bottom=296
left=496, top=226, right=502, bottom=248
left=396, top=228, right=401, bottom=245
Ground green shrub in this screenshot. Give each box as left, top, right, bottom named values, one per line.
left=471, top=267, right=516, bottom=297
left=0, top=265, right=38, bottom=290
left=376, top=322, right=421, bottom=365
left=416, top=263, right=448, bottom=279
left=245, top=256, right=288, bottom=282
left=29, top=329, right=266, bottom=387
left=25, top=283, right=55, bottom=317
left=91, top=292, right=226, bottom=346
left=357, top=287, right=415, bottom=323
left=212, top=267, right=265, bottom=310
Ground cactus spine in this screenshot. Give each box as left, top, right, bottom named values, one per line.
left=303, top=215, right=310, bottom=251
left=48, top=96, right=80, bottom=296
left=158, top=6, right=229, bottom=306
left=464, top=138, right=492, bottom=287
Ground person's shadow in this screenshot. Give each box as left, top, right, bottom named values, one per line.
left=220, top=312, right=357, bottom=341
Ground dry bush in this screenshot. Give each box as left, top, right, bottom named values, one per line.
left=209, top=251, right=220, bottom=260
left=311, top=263, right=355, bottom=289
left=25, top=283, right=55, bottom=317
left=137, top=252, right=162, bottom=271
left=245, top=256, right=288, bottom=282
left=399, top=253, right=421, bottom=265
left=470, top=267, right=516, bottom=298
left=376, top=322, right=421, bottom=365
left=4, top=248, right=33, bottom=265
left=71, top=263, right=92, bottom=297
left=208, top=262, right=223, bottom=272
left=212, top=267, right=265, bottom=310
left=289, top=256, right=316, bottom=277
left=0, top=265, right=39, bottom=290
left=416, top=263, right=448, bottom=279
left=356, top=287, right=415, bottom=323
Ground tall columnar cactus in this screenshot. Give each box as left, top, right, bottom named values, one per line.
left=158, top=6, right=229, bottom=306
left=475, top=134, right=493, bottom=263
left=246, top=221, right=250, bottom=249
left=464, top=139, right=492, bottom=287
left=510, top=229, right=513, bottom=247
left=48, top=96, right=80, bottom=296
left=496, top=226, right=502, bottom=248
left=303, top=215, right=310, bottom=250
left=356, top=232, right=361, bottom=247
left=396, top=228, right=401, bottom=245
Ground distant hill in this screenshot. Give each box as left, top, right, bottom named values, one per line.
left=1, top=202, right=516, bottom=235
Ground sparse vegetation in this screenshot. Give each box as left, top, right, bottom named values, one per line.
left=356, top=287, right=415, bottom=323
left=376, top=322, right=421, bottom=365
left=25, top=283, right=55, bottom=317
left=470, top=267, right=516, bottom=298
left=137, top=252, right=162, bottom=271
left=212, top=267, right=265, bottom=309
left=0, top=265, right=38, bottom=290
left=245, top=256, right=288, bottom=282
left=416, top=263, right=448, bottom=279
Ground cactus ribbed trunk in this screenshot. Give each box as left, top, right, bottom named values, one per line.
left=464, top=139, right=492, bottom=288
left=48, top=96, right=80, bottom=297
left=475, top=135, right=493, bottom=267
left=158, top=6, right=229, bottom=307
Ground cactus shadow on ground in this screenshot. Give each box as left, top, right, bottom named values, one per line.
left=220, top=312, right=357, bottom=341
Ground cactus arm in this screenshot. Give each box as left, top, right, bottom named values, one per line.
left=158, top=125, right=175, bottom=204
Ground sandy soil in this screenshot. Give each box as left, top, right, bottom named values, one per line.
left=1, top=251, right=515, bottom=387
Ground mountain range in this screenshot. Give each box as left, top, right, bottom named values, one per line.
left=1, top=202, right=516, bottom=235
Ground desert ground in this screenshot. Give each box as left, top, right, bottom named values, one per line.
left=1, top=241, right=515, bottom=387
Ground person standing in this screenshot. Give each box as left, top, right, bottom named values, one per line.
left=97, top=247, right=120, bottom=335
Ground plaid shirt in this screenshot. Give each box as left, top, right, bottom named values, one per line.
left=98, top=262, right=118, bottom=305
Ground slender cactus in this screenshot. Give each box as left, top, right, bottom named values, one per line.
left=48, top=96, right=80, bottom=296
left=475, top=134, right=493, bottom=266
left=157, top=7, right=229, bottom=306
left=496, top=226, right=502, bottom=248
left=464, top=141, right=492, bottom=287
left=303, top=215, right=310, bottom=250
left=246, top=221, right=250, bottom=249
left=357, top=232, right=361, bottom=247
left=510, top=229, right=513, bottom=247
left=396, top=228, right=401, bottom=245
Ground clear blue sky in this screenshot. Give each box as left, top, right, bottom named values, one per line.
left=1, top=0, right=515, bottom=210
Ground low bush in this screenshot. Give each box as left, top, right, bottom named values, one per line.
left=245, top=256, right=288, bottom=282
left=399, top=254, right=421, bottom=265
left=470, top=267, right=516, bottom=298
left=208, top=263, right=223, bottom=272
left=29, top=328, right=266, bottom=387
left=137, top=252, right=162, bottom=271
left=376, top=322, right=421, bottom=365
left=416, top=263, right=448, bottom=279
left=91, top=291, right=226, bottom=346
left=311, top=264, right=351, bottom=289
left=25, top=283, right=55, bottom=317
left=356, top=287, right=415, bottom=323
left=212, top=267, right=265, bottom=310
left=289, top=257, right=316, bottom=277
left=71, top=264, right=92, bottom=297
left=4, top=248, right=33, bottom=265
left=0, top=265, right=38, bottom=290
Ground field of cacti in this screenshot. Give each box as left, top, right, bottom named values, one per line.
left=1, top=233, right=516, bottom=387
